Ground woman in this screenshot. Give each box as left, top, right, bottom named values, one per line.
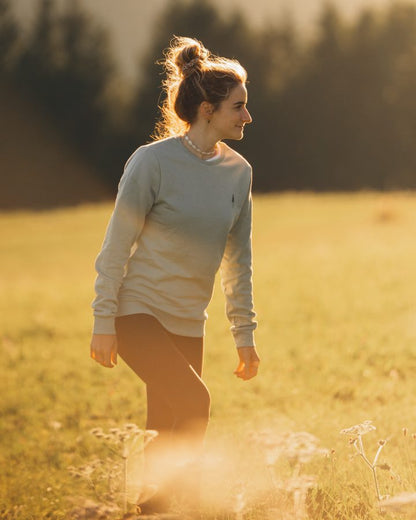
left=90, top=36, right=260, bottom=514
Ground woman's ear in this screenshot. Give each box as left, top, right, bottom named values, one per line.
left=199, top=101, right=214, bottom=122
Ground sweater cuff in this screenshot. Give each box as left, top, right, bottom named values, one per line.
left=233, top=329, right=256, bottom=348
left=93, top=316, right=116, bottom=335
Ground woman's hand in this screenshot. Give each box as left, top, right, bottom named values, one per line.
left=90, top=334, right=118, bottom=368
left=234, top=346, right=260, bottom=380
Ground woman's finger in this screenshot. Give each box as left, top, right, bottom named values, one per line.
left=101, top=347, right=114, bottom=367
left=111, top=340, right=118, bottom=366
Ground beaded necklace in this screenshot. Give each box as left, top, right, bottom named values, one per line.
left=183, top=134, right=217, bottom=158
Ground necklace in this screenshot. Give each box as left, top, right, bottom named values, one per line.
left=183, top=134, right=217, bottom=157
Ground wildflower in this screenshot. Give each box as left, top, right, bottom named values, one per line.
left=90, top=428, right=104, bottom=438
left=143, top=430, right=159, bottom=447
left=340, top=421, right=388, bottom=502
left=78, top=464, right=96, bottom=477
left=250, top=430, right=328, bottom=467
left=118, top=432, right=130, bottom=442
left=248, top=430, right=288, bottom=466
left=340, top=420, right=376, bottom=437
left=124, top=423, right=139, bottom=432
left=79, top=424, right=159, bottom=515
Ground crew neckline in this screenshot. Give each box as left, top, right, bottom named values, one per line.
left=174, top=136, right=225, bottom=165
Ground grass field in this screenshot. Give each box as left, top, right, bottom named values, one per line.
left=2, top=192, right=416, bottom=519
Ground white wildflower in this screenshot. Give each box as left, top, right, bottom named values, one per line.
left=144, top=429, right=159, bottom=439
left=250, top=430, right=328, bottom=466
left=340, top=420, right=376, bottom=437
left=285, top=432, right=324, bottom=465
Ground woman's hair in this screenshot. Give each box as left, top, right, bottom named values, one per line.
left=153, top=36, right=247, bottom=139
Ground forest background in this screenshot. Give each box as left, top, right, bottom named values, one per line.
left=3, top=0, right=416, bottom=208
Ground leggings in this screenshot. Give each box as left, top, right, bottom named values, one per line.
left=115, top=313, right=210, bottom=492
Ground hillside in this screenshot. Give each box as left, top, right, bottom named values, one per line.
left=0, top=84, right=112, bottom=210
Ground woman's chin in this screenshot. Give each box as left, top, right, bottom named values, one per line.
left=229, top=130, right=245, bottom=141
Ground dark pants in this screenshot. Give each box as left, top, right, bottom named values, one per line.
left=115, top=313, right=210, bottom=507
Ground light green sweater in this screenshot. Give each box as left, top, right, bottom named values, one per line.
left=92, top=136, right=257, bottom=347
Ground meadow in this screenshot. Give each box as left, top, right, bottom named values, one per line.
left=2, top=192, right=416, bottom=519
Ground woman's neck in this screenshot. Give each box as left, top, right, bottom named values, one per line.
left=186, top=127, right=218, bottom=153
left=182, top=127, right=220, bottom=160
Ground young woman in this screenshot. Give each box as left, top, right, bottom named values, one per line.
left=90, top=36, right=260, bottom=514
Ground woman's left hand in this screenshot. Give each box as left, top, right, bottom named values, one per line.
left=234, top=346, right=260, bottom=380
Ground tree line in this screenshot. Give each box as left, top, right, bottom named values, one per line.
left=2, top=0, right=416, bottom=192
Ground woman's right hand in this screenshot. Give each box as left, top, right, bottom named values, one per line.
left=90, top=334, right=118, bottom=368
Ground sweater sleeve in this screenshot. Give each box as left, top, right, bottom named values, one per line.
left=92, top=147, right=160, bottom=334
left=220, top=171, right=257, bottom=348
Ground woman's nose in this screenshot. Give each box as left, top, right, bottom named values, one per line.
left=243, top=107, right=252, bottom=124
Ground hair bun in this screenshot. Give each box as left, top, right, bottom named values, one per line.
left=182, top=57, right=200, bottom=74
left=174, top=38, right=209, bottom=76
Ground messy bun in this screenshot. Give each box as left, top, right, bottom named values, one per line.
left=153, top=36, right=247, bottom=139
left=174, top=39, right=209, bottom=77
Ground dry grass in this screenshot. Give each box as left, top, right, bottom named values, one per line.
left=2, top=192, right=416, bottom=519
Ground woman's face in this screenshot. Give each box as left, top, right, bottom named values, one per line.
left=209, top=83, right=252, bottom=141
